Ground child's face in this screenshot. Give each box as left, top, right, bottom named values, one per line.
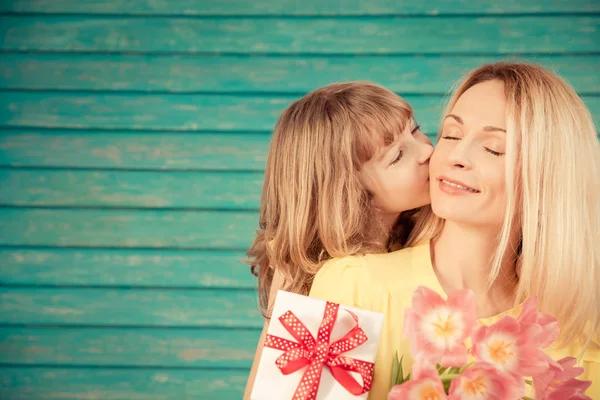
left=360, top=121, right=433, bottom=225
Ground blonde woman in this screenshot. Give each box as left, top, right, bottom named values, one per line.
left=310, top=62, right=600, bottom=398
left=243, top=82, right=436, bottom=398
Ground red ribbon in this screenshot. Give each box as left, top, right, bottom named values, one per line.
left=264, top=301, right=375, bottom=400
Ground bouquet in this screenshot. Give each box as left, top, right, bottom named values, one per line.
left=388, top=286, right=593, bottom=400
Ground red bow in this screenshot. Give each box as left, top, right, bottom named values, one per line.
left=264, top=301, right=375, bottom=400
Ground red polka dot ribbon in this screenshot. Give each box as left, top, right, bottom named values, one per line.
left=264, top=301, right=375, bottom=399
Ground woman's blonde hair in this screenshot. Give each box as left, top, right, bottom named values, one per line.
left=247, top=82, right=426, bottom=316
left=432, top=62, right=600, bottom=348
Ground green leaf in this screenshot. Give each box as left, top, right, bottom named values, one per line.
left=437, top=365, right=449, bottom=375
left=442, top=378, right=452, bottom=394
left=457, top=362, right=475, bottom=374
left=391, top=351, right=400, bottom=386
left=398, top=355, right=405, bottom=384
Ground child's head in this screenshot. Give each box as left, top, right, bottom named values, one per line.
left=248, top=82, right=433, bottom=315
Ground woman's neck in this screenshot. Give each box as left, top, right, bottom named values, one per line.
left=431, top=221, right=519, bottom=318
left=382, top=211, right=401, bottom=231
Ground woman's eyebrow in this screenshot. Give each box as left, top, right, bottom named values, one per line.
left=483, top=126, right=506, bottom=133
left=445, top=114, right=506, bottom=133
left=444, top=114, right=463, bottom=124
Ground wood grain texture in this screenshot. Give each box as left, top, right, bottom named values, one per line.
left=0, top=327, right=260, bottom=368
left=0, top=367, right=248, bottom=400
left=2, top=54, right=600, bottom=94
left=0, top=130, right=271, bottom=171
left=0, top=248, right=255, bottom=288
left=0, top=92, right=448, bottom=132
left=0, top=208, right=258, bottom=249
left=1, top=2, right=598, bottom=399
left=1, top=0, right=599, bottom=15
left=2, top=16, right=598, bottom=54
left=1, top=93, right=598, bottom=136
left=0, top=287, right=262, bottom=327
left=0, top=169, right=264, bottom=209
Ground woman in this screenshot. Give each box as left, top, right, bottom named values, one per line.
left=310, top=62, right=600, bottom=398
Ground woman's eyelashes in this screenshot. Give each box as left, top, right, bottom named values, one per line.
left=485, top=148, right=504, bottom=157
left=411, top=124, right=421, bottom=134
left=441, top=130, right=505, bottom=157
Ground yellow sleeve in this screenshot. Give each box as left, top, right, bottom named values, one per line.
left=308, top=257, right=368, bottom=309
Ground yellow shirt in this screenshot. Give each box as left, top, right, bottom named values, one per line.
left=309, top=241, right=599, bottom=399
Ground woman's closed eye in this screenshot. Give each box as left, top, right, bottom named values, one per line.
left=485, top=148, right=504, bottom=157
left=441, top=127, right=461, bottom=140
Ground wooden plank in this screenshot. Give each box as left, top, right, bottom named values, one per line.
left=1, top=0, right=598, bottom=15
left=0, top=131, right=271, bottom=171
left=2, top=53, right=600, bottom=94
left=1, top=16, right=598, bottom=54
left=0, top=131, right=438, bottom=172
left=0, top=367, right=248, bottom=400
left=0, top=248, right=256, bottom=288
left=0, top=208, right=258, bottom=249
left=0, top=327, right=260, bottom=368
left=0, top=169, right=264, bottom=209
left=2, top=93, right=599, bottom=134
left=0, top=287, right=262, bottom=327
left=0, top=92, right=446, bottom=133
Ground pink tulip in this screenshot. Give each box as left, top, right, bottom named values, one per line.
left=403, top=286, right=478, bottom=367
left=545, top=378, right=592, bottom=400
left=448, top=362, right=524, bottom=400
left=471, top=315, right=548, bottom=378
left=388, top=358, right=447, bottom=400
left=517, top=297, right=559, bottom=349
left=534, top=356, right=587, bottom=398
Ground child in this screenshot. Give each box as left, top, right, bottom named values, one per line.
left=243, top=82, right=436, bottom=398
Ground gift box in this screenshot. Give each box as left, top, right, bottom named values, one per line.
left=251, top=290, right=384, bottom=400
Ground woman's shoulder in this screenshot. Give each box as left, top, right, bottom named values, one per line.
left=309, top=242, right=433, bottom=307
left=316, top=244, right=418, bottom=283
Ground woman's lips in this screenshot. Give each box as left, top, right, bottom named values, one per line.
left=437, top=177, right=480, bottom=195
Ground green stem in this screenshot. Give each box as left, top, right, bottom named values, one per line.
left=440, top=374, right=461, bottom=382
left=521, top=396, right=535, bottom=400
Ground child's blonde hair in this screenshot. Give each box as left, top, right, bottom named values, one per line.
left=429, top=62, right=600, bottom=348
left=247, top=82, right=427, bottom=316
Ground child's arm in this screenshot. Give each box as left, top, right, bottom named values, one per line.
left=243, top=268, right=285, bottom=399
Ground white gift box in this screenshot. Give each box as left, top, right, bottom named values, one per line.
left=251, top=290, right=384, bottom=400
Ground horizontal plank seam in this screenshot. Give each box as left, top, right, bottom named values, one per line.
left=0, top=88, right=452, bottom=97
left=1, top=88, right=599, bottom=97
left=0, top=126, right=273, bottom=134
left=2, top=50, right=600, bottom=57
left=1, top=12, right=600, bottom=18
left=0, top=88, right=457, bottom=96
left=2, top=51, right=600, bottom=59
left=0, top=283, right=256, bottom=291
left=0, top=204, right=262, bottom=212
left=0, top=166, right=267, bottom=173
left=0, top=245, right=250, bottom=252
left=0, top=363, right=252, bottom=371
left=0, top=323, right=261, bottom=331
left=0, top=244, right=252, bottom=251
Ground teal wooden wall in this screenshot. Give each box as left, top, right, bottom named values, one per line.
left=0, top=1, right=598, bottom=399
